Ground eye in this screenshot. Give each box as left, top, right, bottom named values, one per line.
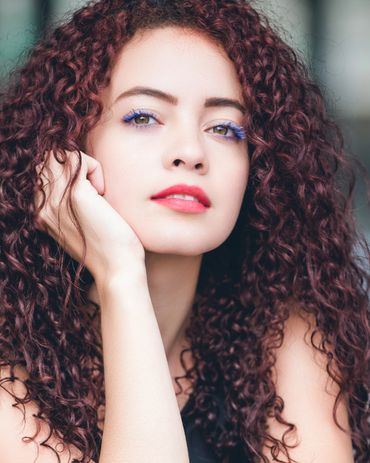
left=209, top=122, right=246, bottom=142
left=122, top=109, right=159, bottom=128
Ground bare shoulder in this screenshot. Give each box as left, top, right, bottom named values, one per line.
left=0, top=365, right=92, bottom=463
left=263, top=307, right=354, bottom=463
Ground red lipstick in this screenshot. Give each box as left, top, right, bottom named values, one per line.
left=150, top=184, right=211, bottom=213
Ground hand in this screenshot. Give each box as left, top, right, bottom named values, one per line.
left=34, top=150, right=146, bottom=284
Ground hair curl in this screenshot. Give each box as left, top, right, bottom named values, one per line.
left=1, top=0, right=369, bottom=462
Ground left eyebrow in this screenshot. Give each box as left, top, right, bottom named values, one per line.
left=112, top=85, right=246, bottom=115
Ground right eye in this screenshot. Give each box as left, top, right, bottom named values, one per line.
left=122, top=109, right=159, bottom=128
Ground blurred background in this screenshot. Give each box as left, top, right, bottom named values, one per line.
left=0, top=0, right=369, bottom=257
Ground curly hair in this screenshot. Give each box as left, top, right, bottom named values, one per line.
left=0, top=0, right=369, bottom=462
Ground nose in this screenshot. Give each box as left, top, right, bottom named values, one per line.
left=163, top=125, right=209, bottom=174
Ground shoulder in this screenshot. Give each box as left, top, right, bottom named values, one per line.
left=262, top=306, right=354, bottom=462
left=0, top=365, right=91, bottom=463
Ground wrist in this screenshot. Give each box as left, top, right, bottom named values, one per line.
left=94, top=265, right=150, bottom=303
left=92, top=252, right=146, bottom=285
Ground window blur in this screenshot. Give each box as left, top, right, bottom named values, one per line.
left=0, top=0, right=369, bottom=253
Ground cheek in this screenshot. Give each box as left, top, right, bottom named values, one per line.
left=88, top=129, right=145, bottom=195
left=101, top=164, right=142, bottom=210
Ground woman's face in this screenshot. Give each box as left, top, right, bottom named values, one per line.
left=86, top=26, right=249, bottom=256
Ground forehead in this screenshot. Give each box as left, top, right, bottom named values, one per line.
left=106, top=26, right=243, bottom=105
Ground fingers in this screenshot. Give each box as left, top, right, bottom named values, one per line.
left=34, top=150, right=105, bottom=233
left=36, top=150, right=104, bottom=195
left=65, top=150, right=105, bottom=196
left=86, top=156, right=105, bottom=196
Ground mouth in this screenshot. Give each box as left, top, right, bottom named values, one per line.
left=150, top=184, right=211, bottom=207
left=150, top=184, right=211, bottom=214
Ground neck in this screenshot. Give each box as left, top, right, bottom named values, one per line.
left=145, top=251, right=202, bottom=358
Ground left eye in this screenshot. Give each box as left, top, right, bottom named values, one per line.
left=122, top=109, right=246, bottom=141
left=211, top=124, right=241, bottom=139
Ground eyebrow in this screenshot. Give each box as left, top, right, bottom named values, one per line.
left=112, top=85, right=246, bottom=114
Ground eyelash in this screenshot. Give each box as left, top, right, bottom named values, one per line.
left=122, top=109, right=246, bottom=142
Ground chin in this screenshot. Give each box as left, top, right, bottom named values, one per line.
left=141, top=234, right=228, bottom=257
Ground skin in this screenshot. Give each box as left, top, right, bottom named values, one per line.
left=85, top=26, right=249, bottom=371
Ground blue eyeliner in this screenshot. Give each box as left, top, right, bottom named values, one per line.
left=122, top=109, right=157, bottom=125
left=122, top=109, right=246, bottom=141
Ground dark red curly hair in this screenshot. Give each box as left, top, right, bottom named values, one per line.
left=0, top=0, right=369, bottom=462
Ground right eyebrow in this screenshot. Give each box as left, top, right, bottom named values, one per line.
left=112, top=85, right=246, bottom=114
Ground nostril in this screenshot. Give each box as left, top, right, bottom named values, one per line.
left=172, top=159, right=205, bottom=169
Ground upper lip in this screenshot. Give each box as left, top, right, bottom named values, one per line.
left=150, top=184, right=211, bottom=207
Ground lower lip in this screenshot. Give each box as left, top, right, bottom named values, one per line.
left=151, top=198, right=208, bottom=213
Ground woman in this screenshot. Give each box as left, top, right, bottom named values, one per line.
left=0, top=0, right=368, bottom=462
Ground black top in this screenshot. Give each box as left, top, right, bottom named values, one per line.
left=180, top=392, right=250, bottom=463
